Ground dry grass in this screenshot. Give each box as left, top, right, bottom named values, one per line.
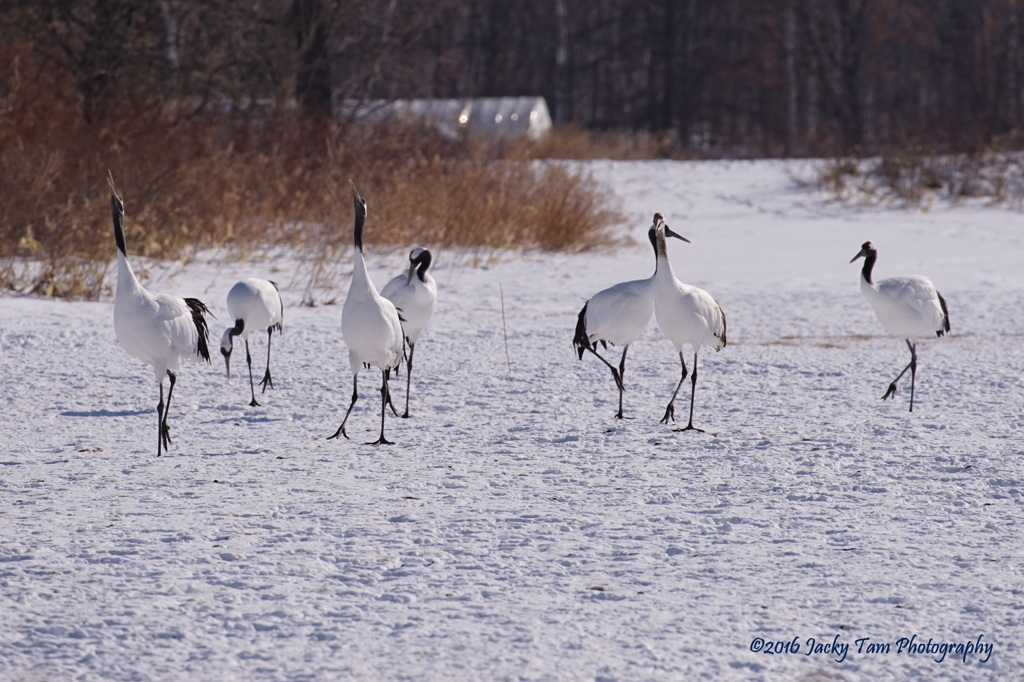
left=808, top=146, right=1024, bottom=209
left=0, top=53, right=625, bottom=301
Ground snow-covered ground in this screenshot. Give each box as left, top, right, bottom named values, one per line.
left=1, top=160, right=1021, bottom=681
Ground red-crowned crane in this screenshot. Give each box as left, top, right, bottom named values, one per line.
left=109, top=174, right=211, bottom=456
left=329, top=181, right=404, bottom=445
left=652, top=218, right=727, bottom=432
left=381, top=247, right=437, bottom=418
left=220, top=278, right=284, bottom=406
left=850, top=241, right=950, bottom=411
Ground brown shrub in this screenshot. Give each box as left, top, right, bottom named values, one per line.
left=808, top=148, right=1024, bottom=208
left=0, top=51, right=625, bottom=300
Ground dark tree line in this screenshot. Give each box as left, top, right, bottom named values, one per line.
left=4, top=0, right=1024, bottom=156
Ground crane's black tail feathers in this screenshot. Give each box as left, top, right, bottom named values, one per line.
left=716, top=305, right=728, bottom=348
left=185, top=298, right=213, bottom=362
left=573, top=302, right=592, bottom=360
left=936, top=292, right=950, bottom=337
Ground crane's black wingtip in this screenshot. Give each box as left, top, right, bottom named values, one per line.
left=937, top=291, right=951, bottom=336
left=185, top=298, right=213, bottom=362
left=572, top=302, right=591, bottom=360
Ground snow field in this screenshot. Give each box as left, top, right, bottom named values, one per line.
left=0, top=160, right=1021, bottom=681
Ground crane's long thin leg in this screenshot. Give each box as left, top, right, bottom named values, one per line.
left=881, top=340, right=916, bottom=409
left=614, top=346, right=630, bottom=419
left=661, top=352, right=688, bottom=424
left=369, top=368, right=395, bottom=445
left=156, top=380, right=166, bottom=457
left=386, top=364, right=399, bottom=418
left=245, top=339, right=260, bottom=407
left=329, top=374, right=358, bottom=440
left=160, top=370, right=177, bottom=453
left=258, top=329, right=274, bottom=394
left=907, top=341, right=917, bottom=412
left=678, top=351, right=704, bottom=433
left=401, top=343, right=416, bottom=418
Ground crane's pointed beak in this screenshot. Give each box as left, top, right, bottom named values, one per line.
left=850, top=248, right=866, bottom=263
left=349, top=179, right=361, bottom=201
left=665, top=226, right=691, bottom=243
left=221, top=348, right=231, bottom=378
left=406, top=263, right=416, bottom=285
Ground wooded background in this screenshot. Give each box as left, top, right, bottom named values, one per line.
left=3, top=0, right=1024, bottom=157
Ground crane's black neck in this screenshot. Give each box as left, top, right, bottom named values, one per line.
left=111, top=194, right=127, bottom=256
left=648, top=227, right=661, bottom=272
left=229, top=319, right=245, bottom=338
left=353, top=197, right=366, bottom=251
left=415, top=250, right=432, bottom=281
left=860, top=249, right=877, bottom=285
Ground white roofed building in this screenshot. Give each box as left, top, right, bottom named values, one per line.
left=347, top=97, right=553, bottom=140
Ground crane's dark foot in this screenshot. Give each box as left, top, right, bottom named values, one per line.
left=259, top=372, right=273, bottom=393
left=160, top=423, right=172, bottom=449
left=660, top=404, right=675, bottom=424
left=367, top=435, right=394, bottom=446
left=881, top=383, right=898, bottom=401
left=327, top=426, right=350, bottom=440
left=401, top=411, right=410, bottom=419
left=249, top=397, right=261, bottom=407
left=673, top=423, right=705, bottom=433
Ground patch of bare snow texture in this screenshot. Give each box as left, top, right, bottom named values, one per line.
left=1, top=160, right=1021, bottom=681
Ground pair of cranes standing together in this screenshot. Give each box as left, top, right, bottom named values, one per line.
left=110, top=176, right=435, bottom=455
left=109, top=174, right=950, bottom=455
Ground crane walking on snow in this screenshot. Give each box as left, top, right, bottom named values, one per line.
left=329, top=180, right=404, bottom=445
left=108, top=173, right=212, bottom=456
left=381, top=247, right=437, bottom=418
left=220, top=278, right=284, bottom=406
left=573, top=212, right=690, bottom=418
left=850, top=241, right=950, bottom=412
left=652, top=217, right=727, bottom=432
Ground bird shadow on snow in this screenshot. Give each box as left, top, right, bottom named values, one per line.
left=61, top=408, right=151, bottom=418
left=196, top=449, right=271, bottom=458
left=207, top=413, right=288, bottom=426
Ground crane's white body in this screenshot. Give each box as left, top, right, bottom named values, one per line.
left=580, top=276, right=655, bottom=349
left=652, top=220, right=726, bottom=430
left=342, top=253, right=404, bottom=375
left=653, top=273, right=727, bottom=356
left=222, top=278, right=283, bottom=348
left=381, top=248, right=437, bottom=346
left=114, top=258, right=206, bottom=381
left=859, top=274, right=947, bottom=341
